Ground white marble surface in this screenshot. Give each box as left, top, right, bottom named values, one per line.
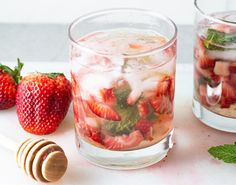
left=0, top=62, right=235, bottom=185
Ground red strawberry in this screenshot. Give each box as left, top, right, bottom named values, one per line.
left=100, top=88, right=116, bottom=104
left=150, top=96, right=173, bottom=114
left=16, top=73, right=72, bottom=135
left=135, top=119, right=152, bottom=135
left=137, top=100, right=149, bottom=118
left=229, top=63, right=236, bottom=74
left=87, top=100, right=121, bottom=121
left=103, top=130, right=144, bottom=150
left=0, top=59, right=23, bottom=110
left=195, top=37, right=215, bottom=69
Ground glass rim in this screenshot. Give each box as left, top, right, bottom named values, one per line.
left=68, top=8, right=177, bottom=58
left=194, top=0, right=236, bottom=26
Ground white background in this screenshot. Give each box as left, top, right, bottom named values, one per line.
left=0, top=0, right=195, bottom=24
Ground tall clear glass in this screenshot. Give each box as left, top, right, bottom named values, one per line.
left=69, top=8, right=177, bottom=169
left=193, top=0, right=236, bottom=132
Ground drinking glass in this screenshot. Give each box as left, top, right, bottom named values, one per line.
left=193, top=0, right=236, bottom=132
left=69, top=8, right=177, bottom=169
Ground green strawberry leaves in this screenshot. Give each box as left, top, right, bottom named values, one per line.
left=208, top=143, right=236, bottom=163
left=0, top=58, right=24, bottom=84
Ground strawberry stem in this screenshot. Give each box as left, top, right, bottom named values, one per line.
left=14, top=58, right=24, bottom=84
left=0, top=58, right=23, bottom=84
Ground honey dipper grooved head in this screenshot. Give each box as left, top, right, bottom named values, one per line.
left=16, top=139, right=68, bottom=183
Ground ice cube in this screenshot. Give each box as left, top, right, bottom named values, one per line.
left=208, top=50, right=236, bottom=61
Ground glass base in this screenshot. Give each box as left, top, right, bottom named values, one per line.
left=76, top=130, right=174, bottom=170
left=192, top=98, right=236, bottom=133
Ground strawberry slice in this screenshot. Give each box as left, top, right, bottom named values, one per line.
left=100, top=88, right=116, bottom=104
left=229, top=63, right=236, bottom=74
left=156, top=75, right=175, bottom=101
left=195, top=37, right=215, bottom=69
left=79, top=120, right=102, bottom=143
left=137, top=100, right=149, bottom=118
left=222, top=82, right=236, bottom=102
left=103, top=130, right=144, bottom=150
left=87, top=100, right=121, bottom=121
left=150, top=96, right=173, bottom=114
left=199, top=85, right=210, bottom=106
left=230, top=74, right=236, bottom=86
left=135, top=119, right=152, bottom=135
left=156, top=76, right=171, bottom=96
left=220, top=97, right=231, bottom=108
left=199, top=57, right=215, bottom=69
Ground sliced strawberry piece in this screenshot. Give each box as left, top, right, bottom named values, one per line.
left=214, top=61, right=230, bottom=76
left=199, top=85, right=210, bottom=106
left=156, top=75, right=175, bottom=101
left=229, top=63, right=236, bottom=74
left=195, top=37, right=215, bottom=69
left=195, top=63, right=211, bottom=79
left=137, top=100, right=149, bottom=118
left=199, top=57, right=215, bottom=69
left=79, top=120, right=102, bottom=143
left=100, top=88, right=116, bottom=104
left=103, top=130, right=144, bottom=150
left=230, top=74, right=236, bottom=86
left=150, top=96, right=173, bottom=114
left=87, top=100, right=121, bottom=121
left=222, top=82, right=236, bottom=102
left=156, top=76, right=171, bottom=96
left=169, top=76, right=175, bottom=101
left=135, top=119, right=152, bottom=135
left=220, top=97, right=231, bottom=108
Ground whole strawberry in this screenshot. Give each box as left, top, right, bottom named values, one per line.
left=0, top=59, right=23, bottom=110
left=16, top=73, right=72, bottom=135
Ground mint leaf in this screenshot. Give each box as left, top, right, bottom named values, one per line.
left=204, top=29, right=236, bottom=51
left=114, top=84, right=131, bottom=109
left=103, top=105, right=139, bottom=135
left=208, top=143, right=236, bottom=163
left=103, top=84, right=140, bottom=135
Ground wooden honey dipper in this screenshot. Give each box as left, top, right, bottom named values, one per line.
left=0, top=135, right=68, bottom=183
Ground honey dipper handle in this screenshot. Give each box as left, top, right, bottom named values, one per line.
left=0, top=134, right=18, bottom=152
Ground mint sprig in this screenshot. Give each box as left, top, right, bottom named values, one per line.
left=208, top=143, right=236, bottom=163
left=102, top=84, right=140, bottom=136
left=204, top=28, right=236, bottom=51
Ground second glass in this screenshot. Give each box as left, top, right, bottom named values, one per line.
left=193, top=0, right=236, bottom=132
left=69, top=9, right=177, bottom=169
